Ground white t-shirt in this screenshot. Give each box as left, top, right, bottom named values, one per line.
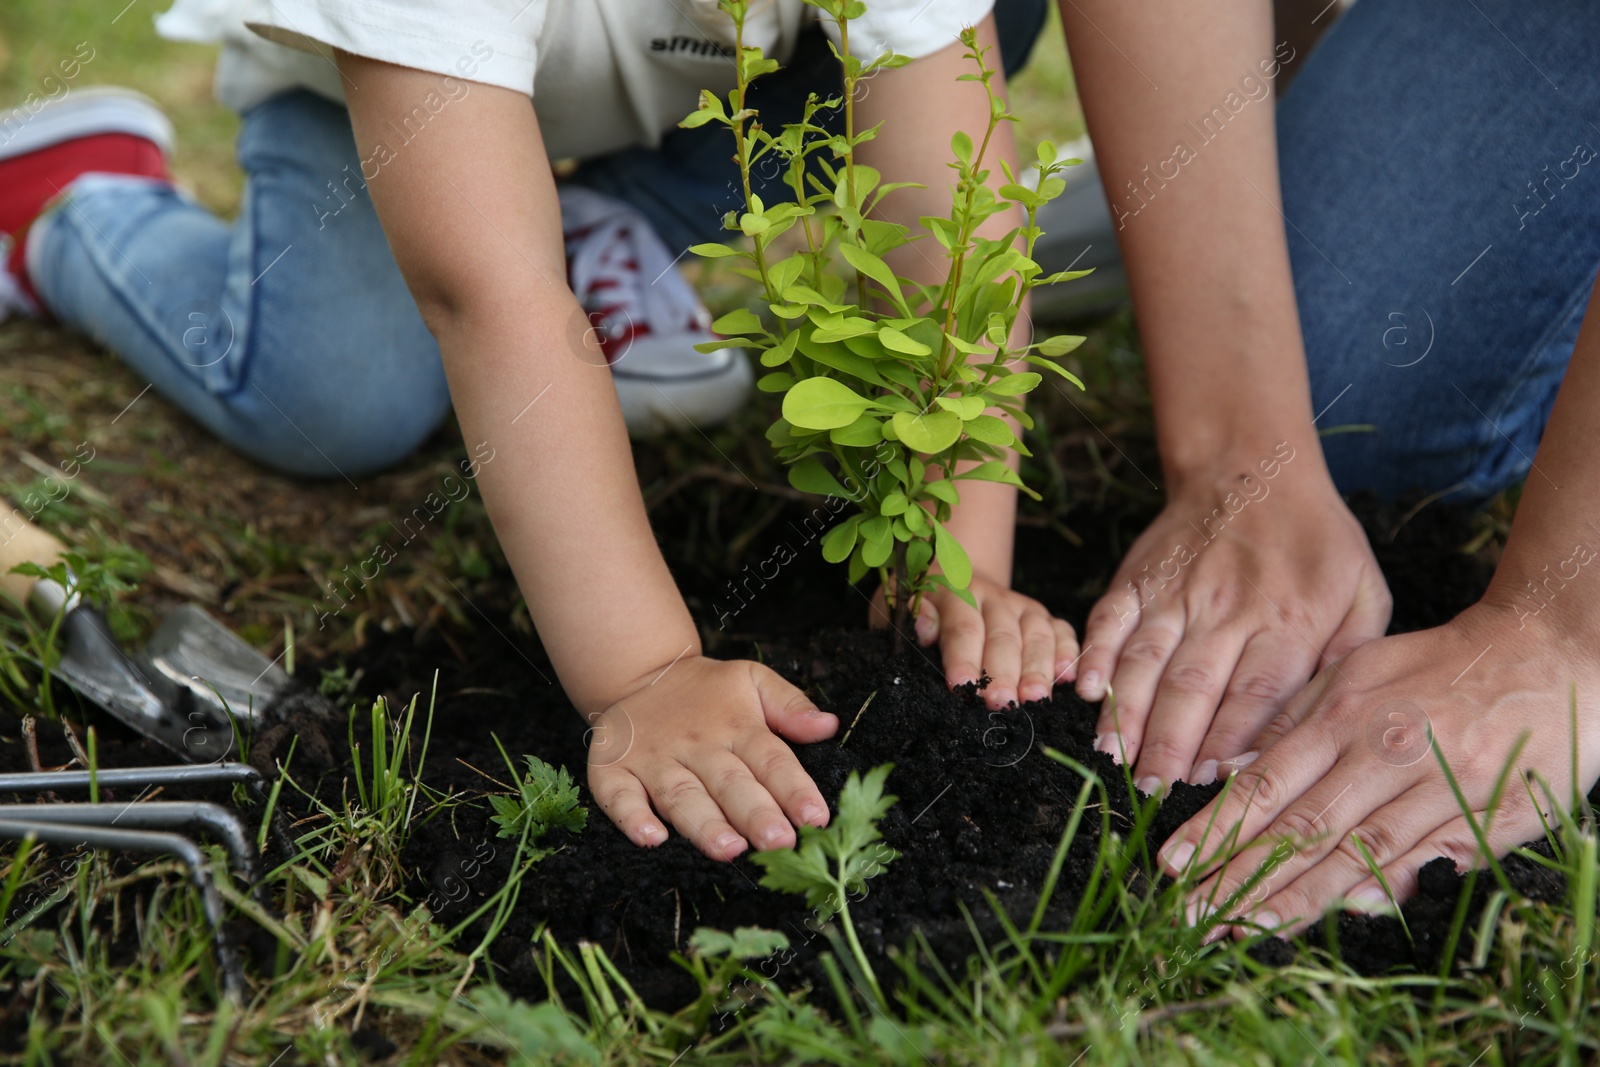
left=156, top=0, right=994, bottom=161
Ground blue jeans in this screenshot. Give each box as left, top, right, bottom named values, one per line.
left=31, top=91, right=450, bottom=479
left=30, top=0, right=1600, bottom=501
left=1281, top=0, right=1600, bottom=504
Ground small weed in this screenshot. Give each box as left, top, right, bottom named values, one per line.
left=752, top=763, right=899, bottom=1006
left=487, top=740, right=588, bottom=848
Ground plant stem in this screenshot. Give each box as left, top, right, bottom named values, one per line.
left=729, top=13, right=777, bottom=300
left=835, top=878, right=885, bottom=1008
left=933, top=37, right=1006, bottom=382
left=837, top=15, right=869, bottom=304
left=890, top=539, right=909, bottom=653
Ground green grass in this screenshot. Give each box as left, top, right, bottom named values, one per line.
left=0, top=575, right=1592, bottom=1065
left=3, top=697, right=1596, bottom=1064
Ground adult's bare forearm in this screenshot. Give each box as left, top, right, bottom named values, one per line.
left=1058, top=0, right=1320, bottom=483
left=1482, top=274, right=1600, bottom=643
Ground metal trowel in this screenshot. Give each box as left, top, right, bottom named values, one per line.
left=0, top=502, right=338, bottom=761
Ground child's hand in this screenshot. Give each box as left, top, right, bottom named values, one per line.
left=873, top=578, right=1080, bottom=710
left=585, top=657, right=839, bottom=861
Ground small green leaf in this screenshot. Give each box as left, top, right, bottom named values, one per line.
left=830, top=414, right=883, bottom=446
left=923, top=479, right=959, bottom=506
left=930, top=572, right=978, bottom=609
left=987, top=372, right=1042, bottom=396
left=769, top=254, right=807, bottom=293
left=839, top=243, right=909, bottom=315
left=689, top=242, right=742, bottom=259
left=1035, top=334, right=1086, bottom=357
left=1023, top=355, right=1085, bottom=390
left=943, top=332, right=986, bottom=355
left=689, top=926, right=790, bottom=961
left=922, top=216, right=960, bottom=250
left=812, top=317, right=877, bottom=344
left=821, top=515, right=862, bottom=563
left=956, top=461, right=1041, bottom=500
left=712, top=308, right=764, bottom=336
left=881, top=492, right=909, bottom=516
left=788, top=456, right=850, bottom=498
left=891, top=410, right=962, bottom=454
left=906, top=539, right=933, bottom=577
left=861, top=535, right=893, bottom=568
left=963, top=414, right=1015, bottom=446
left=786, top=285, right=850, bottom=312
left=999, top=182, right=1042, bottom=209
left=1037, top=267, right=1095, bottom=285
left=783, top=378, right=873, bottom=430
left=951, top=130, right=973, bottom=162
left=932, top=522, right=972, bottom=590
left=877, top=326, right=932, bottom=357
left=761, top=330, right=800, bottom=367
left=847, top=549, right=870, bottom=585
left=934, top=395, right=986, bottom=421
left=757, top=372, right=792, bottom=393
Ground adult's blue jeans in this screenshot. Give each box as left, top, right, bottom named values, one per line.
left=1277, top=0, right=1600, bottom=505
left=29, top=0, right=1600, bottom=502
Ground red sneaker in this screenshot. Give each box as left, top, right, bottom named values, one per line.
left=559, top=184, right=752, bottom=436
left=1, top=87, right=174, bottom=319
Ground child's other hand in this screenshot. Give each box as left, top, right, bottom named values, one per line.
left=585, top=657, right=838, bottom=862
left=872, top=578, right=1079, bottom=710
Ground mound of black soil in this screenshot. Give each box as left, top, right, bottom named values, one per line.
left=336, top=492, right=1558, bottom=1007
left=0, top=490, right=1567, bottom=1014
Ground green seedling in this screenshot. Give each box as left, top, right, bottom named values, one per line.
left=675, top=926, right=791, bottom=1037
left=685, top=1, right=1088, bottom=644
left=488, top=744, right=588, bottom=848
left=751, top=763, right=899, bottom=1006
left=3, top=550, right=147, bottom=718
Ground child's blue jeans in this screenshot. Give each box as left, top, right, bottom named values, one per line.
left=29, top=0, right=1600, bottom=503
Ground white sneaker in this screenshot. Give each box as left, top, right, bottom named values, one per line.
left=559, top=185, right=752, bottom=437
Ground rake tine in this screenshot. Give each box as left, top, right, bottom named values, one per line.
left=0, top=802, right=266, bottom=906
left=0, top=762, right=265, bottom=794
left=0, top=819, right=246, bottom=1002
left=0, top=763, right=296, bottom=862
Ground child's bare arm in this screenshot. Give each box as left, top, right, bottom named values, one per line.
left=854, top=16, right=1079, bottom=708
left=335, top=53, right=836, bottom=858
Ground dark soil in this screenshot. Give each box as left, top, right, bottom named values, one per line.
left=0, top=488, right=1574, bottom=1016
left=323, top=490, right=1549, bottom=1007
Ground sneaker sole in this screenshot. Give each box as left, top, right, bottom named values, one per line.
left=0, top=87, right=175, bottom=162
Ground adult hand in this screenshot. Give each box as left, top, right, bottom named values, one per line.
left=871, top=577, right=1080, bottom=710
left=586, top=657, right=838, bottom=861
left=1157, top=600, right=1600, bottom=935
left=1076, top=451, right=1392, bottom=793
